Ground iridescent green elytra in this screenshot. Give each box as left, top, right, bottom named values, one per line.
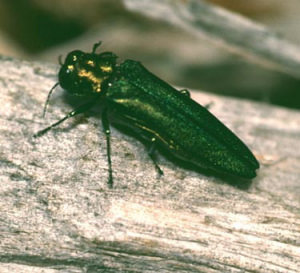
left=34, top=42, right=259, bottom=187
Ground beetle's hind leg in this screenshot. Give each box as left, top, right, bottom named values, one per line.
left=148, top=138, right=164, bottom=176
left=204, top=102, right=214, bottom=110
left=34, top=101, right=96, bottom=138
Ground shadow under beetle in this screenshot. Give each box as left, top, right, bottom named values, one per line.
left=34, top=42, right=259, bottom=188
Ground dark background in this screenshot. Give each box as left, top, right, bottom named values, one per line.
left=0, top=0, right=299, bottom=109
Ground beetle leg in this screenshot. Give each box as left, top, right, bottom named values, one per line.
left=92, top=41, right=102, bottom=53
left=101, top=107, right=113, bottom=188
left=148, top=138, right=164, bottom=176
left=204, top=102, right=214, bottom=110
left=179, top=89, right=190, bottom=97
left=34, top=101, right=96, bottom=138
left=180, top=89, right=213, bottom=109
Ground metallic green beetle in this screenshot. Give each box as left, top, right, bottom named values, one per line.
left=35, top=42, right=259, bottom=187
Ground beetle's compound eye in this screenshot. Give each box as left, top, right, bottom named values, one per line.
left=58, top=63, right=78, bottom=91
left=64, top=50, right=84, bottom=64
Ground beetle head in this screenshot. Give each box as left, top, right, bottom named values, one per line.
left=58, top=50, right=117, bottom=96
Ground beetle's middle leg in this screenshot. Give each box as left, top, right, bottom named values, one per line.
left=148, top=138, right=164, bottom=176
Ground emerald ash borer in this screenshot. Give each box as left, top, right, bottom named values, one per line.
left=34, top=42, right=259, bottom=187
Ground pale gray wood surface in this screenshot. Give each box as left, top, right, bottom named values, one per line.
left=0, top=56, right=299, bottom=272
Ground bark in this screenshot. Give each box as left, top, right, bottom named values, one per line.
left=0, top=56, right=299, bottom=273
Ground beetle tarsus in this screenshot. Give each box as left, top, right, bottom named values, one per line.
left=148, top=139, right=164, bottom=176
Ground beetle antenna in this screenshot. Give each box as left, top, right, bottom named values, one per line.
left=58, top=54, right=63, bottom=65
left=42, top=82, right=59, bottom=118
left=92, top=41, right=102, bottom=53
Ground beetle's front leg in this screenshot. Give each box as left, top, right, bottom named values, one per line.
left=34, top=101, right=96, bottom=138
left=101, top=107, right=113, bottom=188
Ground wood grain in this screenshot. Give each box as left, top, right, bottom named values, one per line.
left=0, top=56, right=299, bottom=272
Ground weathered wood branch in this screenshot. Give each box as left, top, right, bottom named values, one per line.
left=0, top=56, right=299, bottom=272
left=124, top=0, right=300, bottom=79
